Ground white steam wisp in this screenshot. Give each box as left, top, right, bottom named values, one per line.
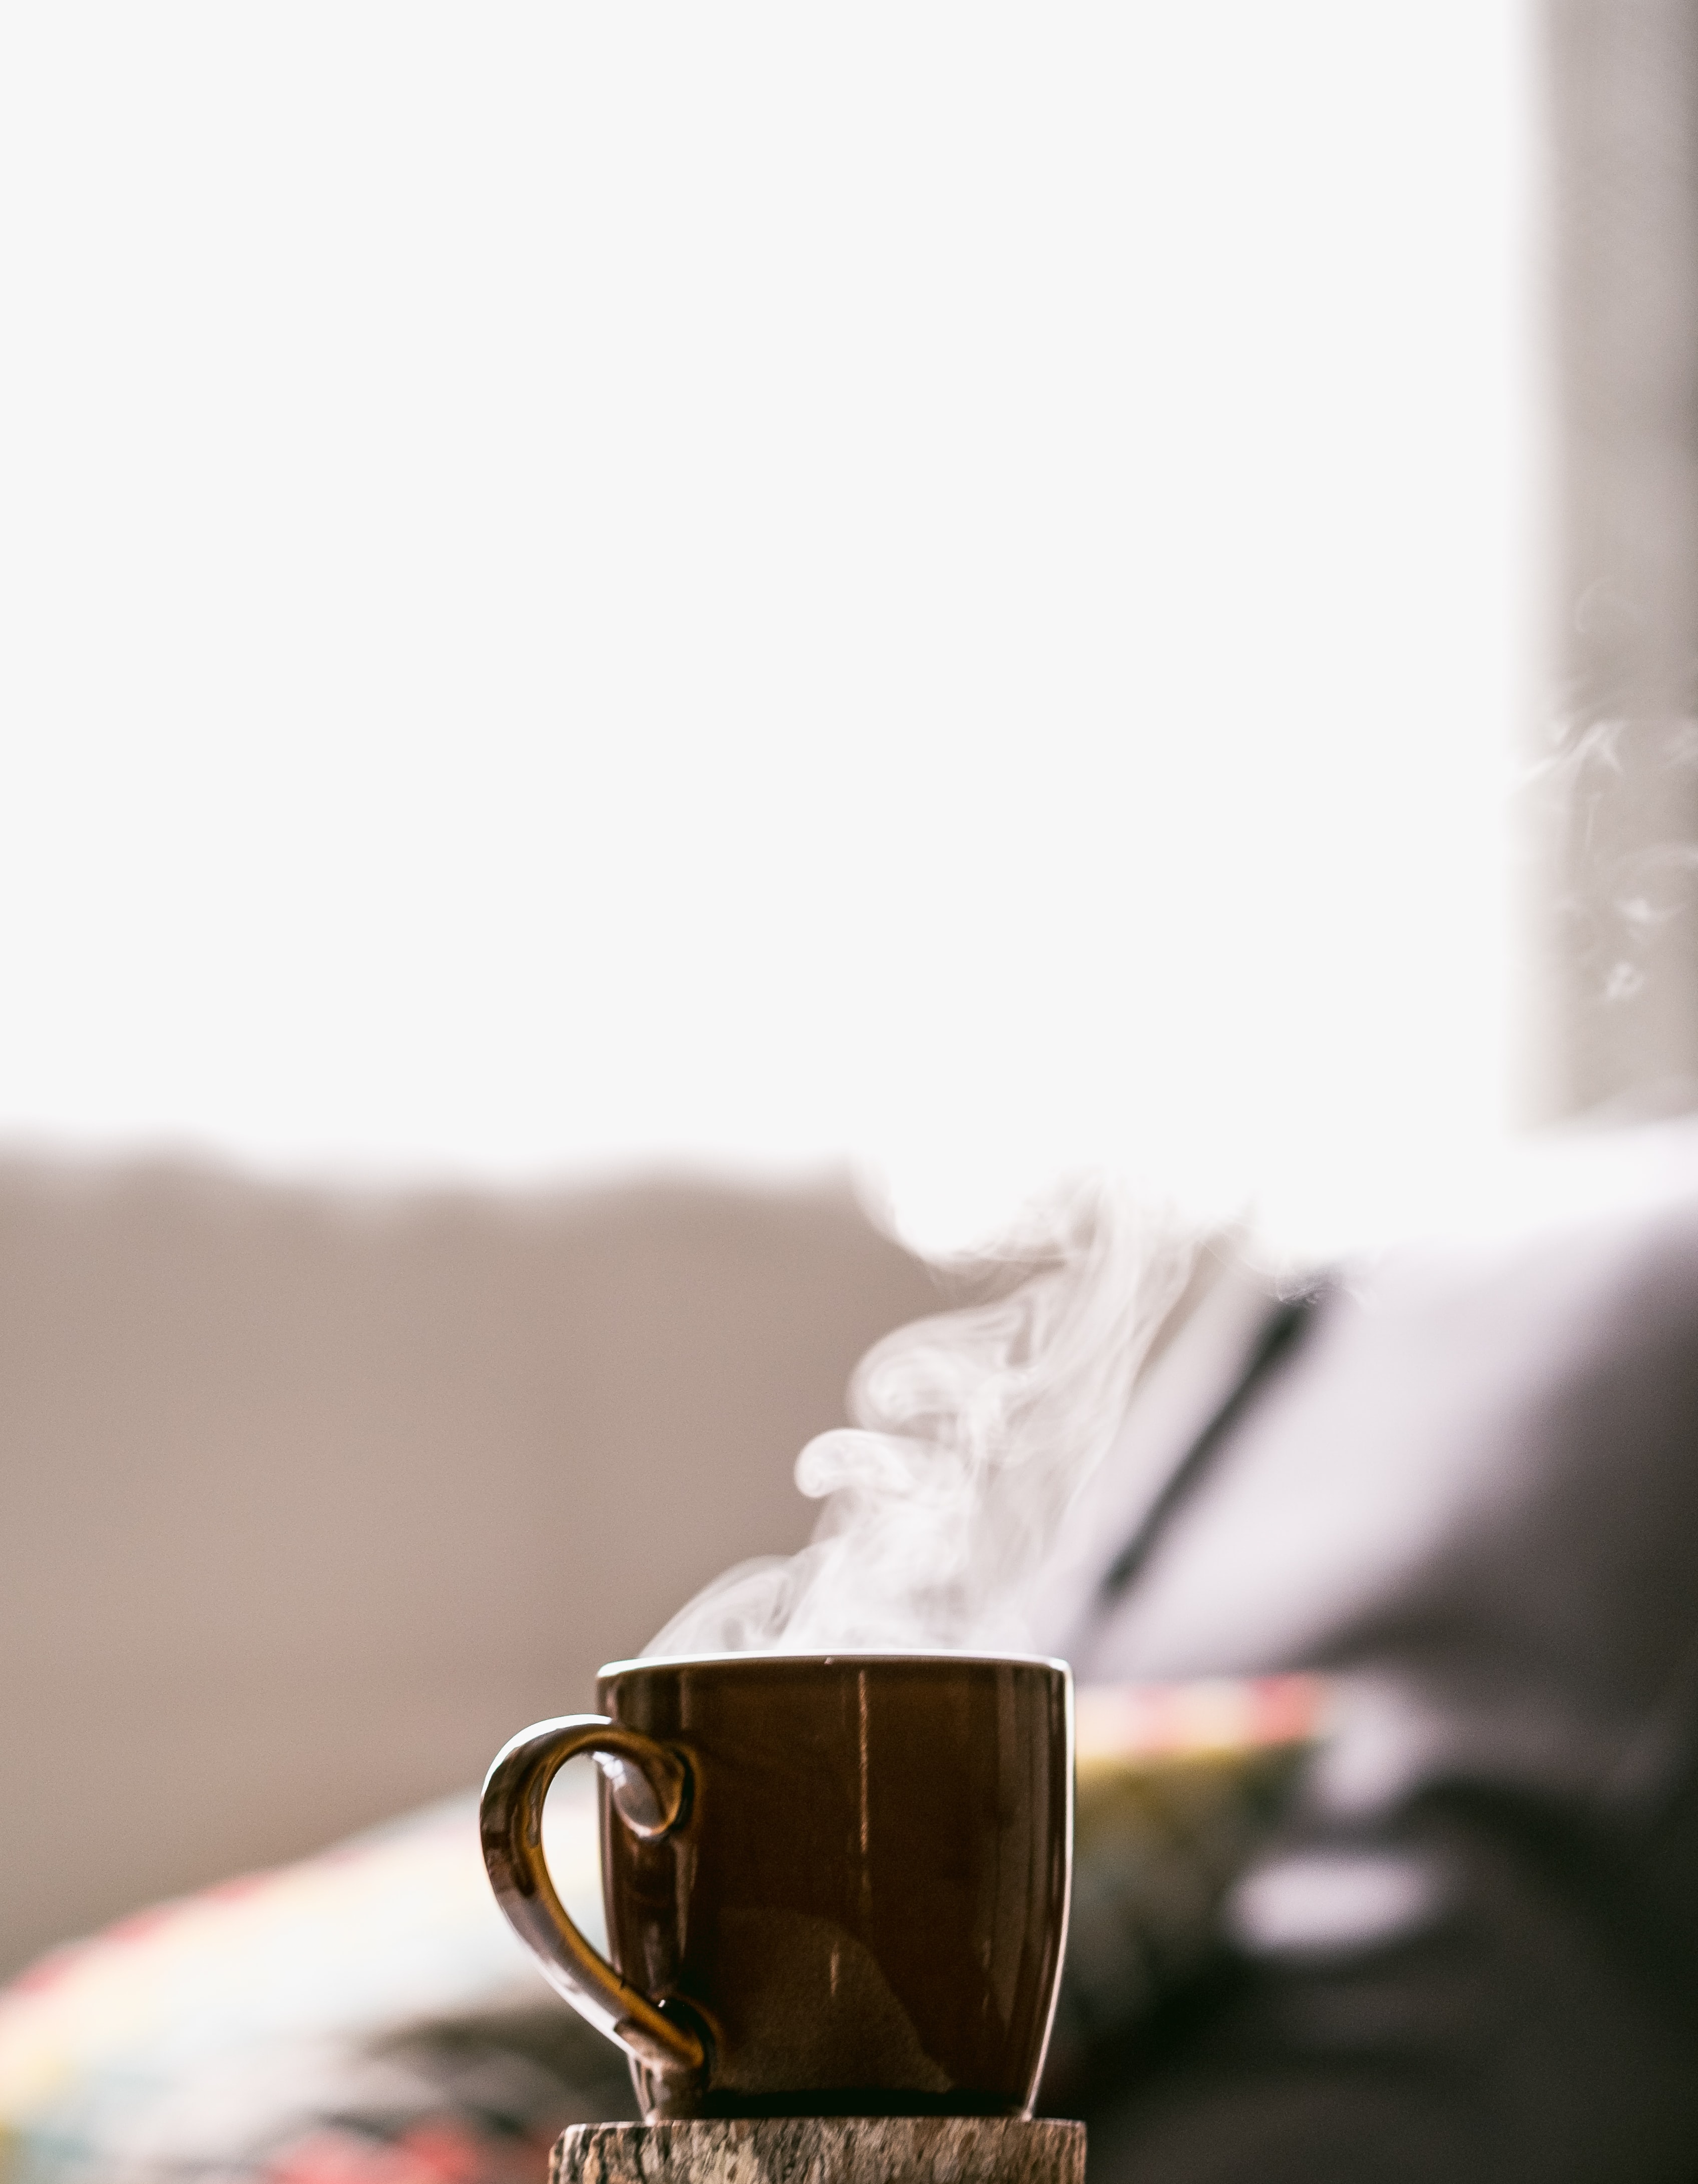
left=644, top=1177, right=1195, bottom=1658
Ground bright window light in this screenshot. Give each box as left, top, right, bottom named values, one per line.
left=0, top=3, right=1531, bottom=1253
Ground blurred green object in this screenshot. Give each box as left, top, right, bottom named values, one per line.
left=1047, top=1677, right=1325, bottom=2085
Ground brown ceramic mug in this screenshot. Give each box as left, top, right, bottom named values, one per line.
left=481, top=1651, right=1073, bottom=2119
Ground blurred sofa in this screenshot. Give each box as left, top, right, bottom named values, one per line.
left=1032, top=1118, right=1698, bottom=2183
left=12, top=1122, right=1698, bottom=2184
left=0, top=1156, right=939, bottom=1983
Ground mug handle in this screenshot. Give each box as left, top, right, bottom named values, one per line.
left=480, top=1713, right=707, bottom=2079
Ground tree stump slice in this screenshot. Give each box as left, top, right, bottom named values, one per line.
left=553, top=2118, right=1086, bottom=2184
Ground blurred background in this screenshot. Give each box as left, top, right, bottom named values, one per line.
left=0, top=1, right=1533, bottom=1249
left=3, top=0, right=1695, bottom=1998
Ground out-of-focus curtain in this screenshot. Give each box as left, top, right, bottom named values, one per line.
left=1540, top=0, right=1698, bottom=1116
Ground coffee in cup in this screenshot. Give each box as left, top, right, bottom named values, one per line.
left=481, top=1651, right=1073, bottom=2119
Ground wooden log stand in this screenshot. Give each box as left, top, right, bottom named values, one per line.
left=552, top=2118, right=1085, bottom=2184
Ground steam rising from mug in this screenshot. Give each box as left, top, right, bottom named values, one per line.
left=645, top=1176, right=1194, bottom=1656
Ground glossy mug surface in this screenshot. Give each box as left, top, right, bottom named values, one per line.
left=481, top=1652, right=1073, bottom=2119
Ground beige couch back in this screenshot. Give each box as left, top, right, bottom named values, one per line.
left=0, top=1159, right=937, bottom=1979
